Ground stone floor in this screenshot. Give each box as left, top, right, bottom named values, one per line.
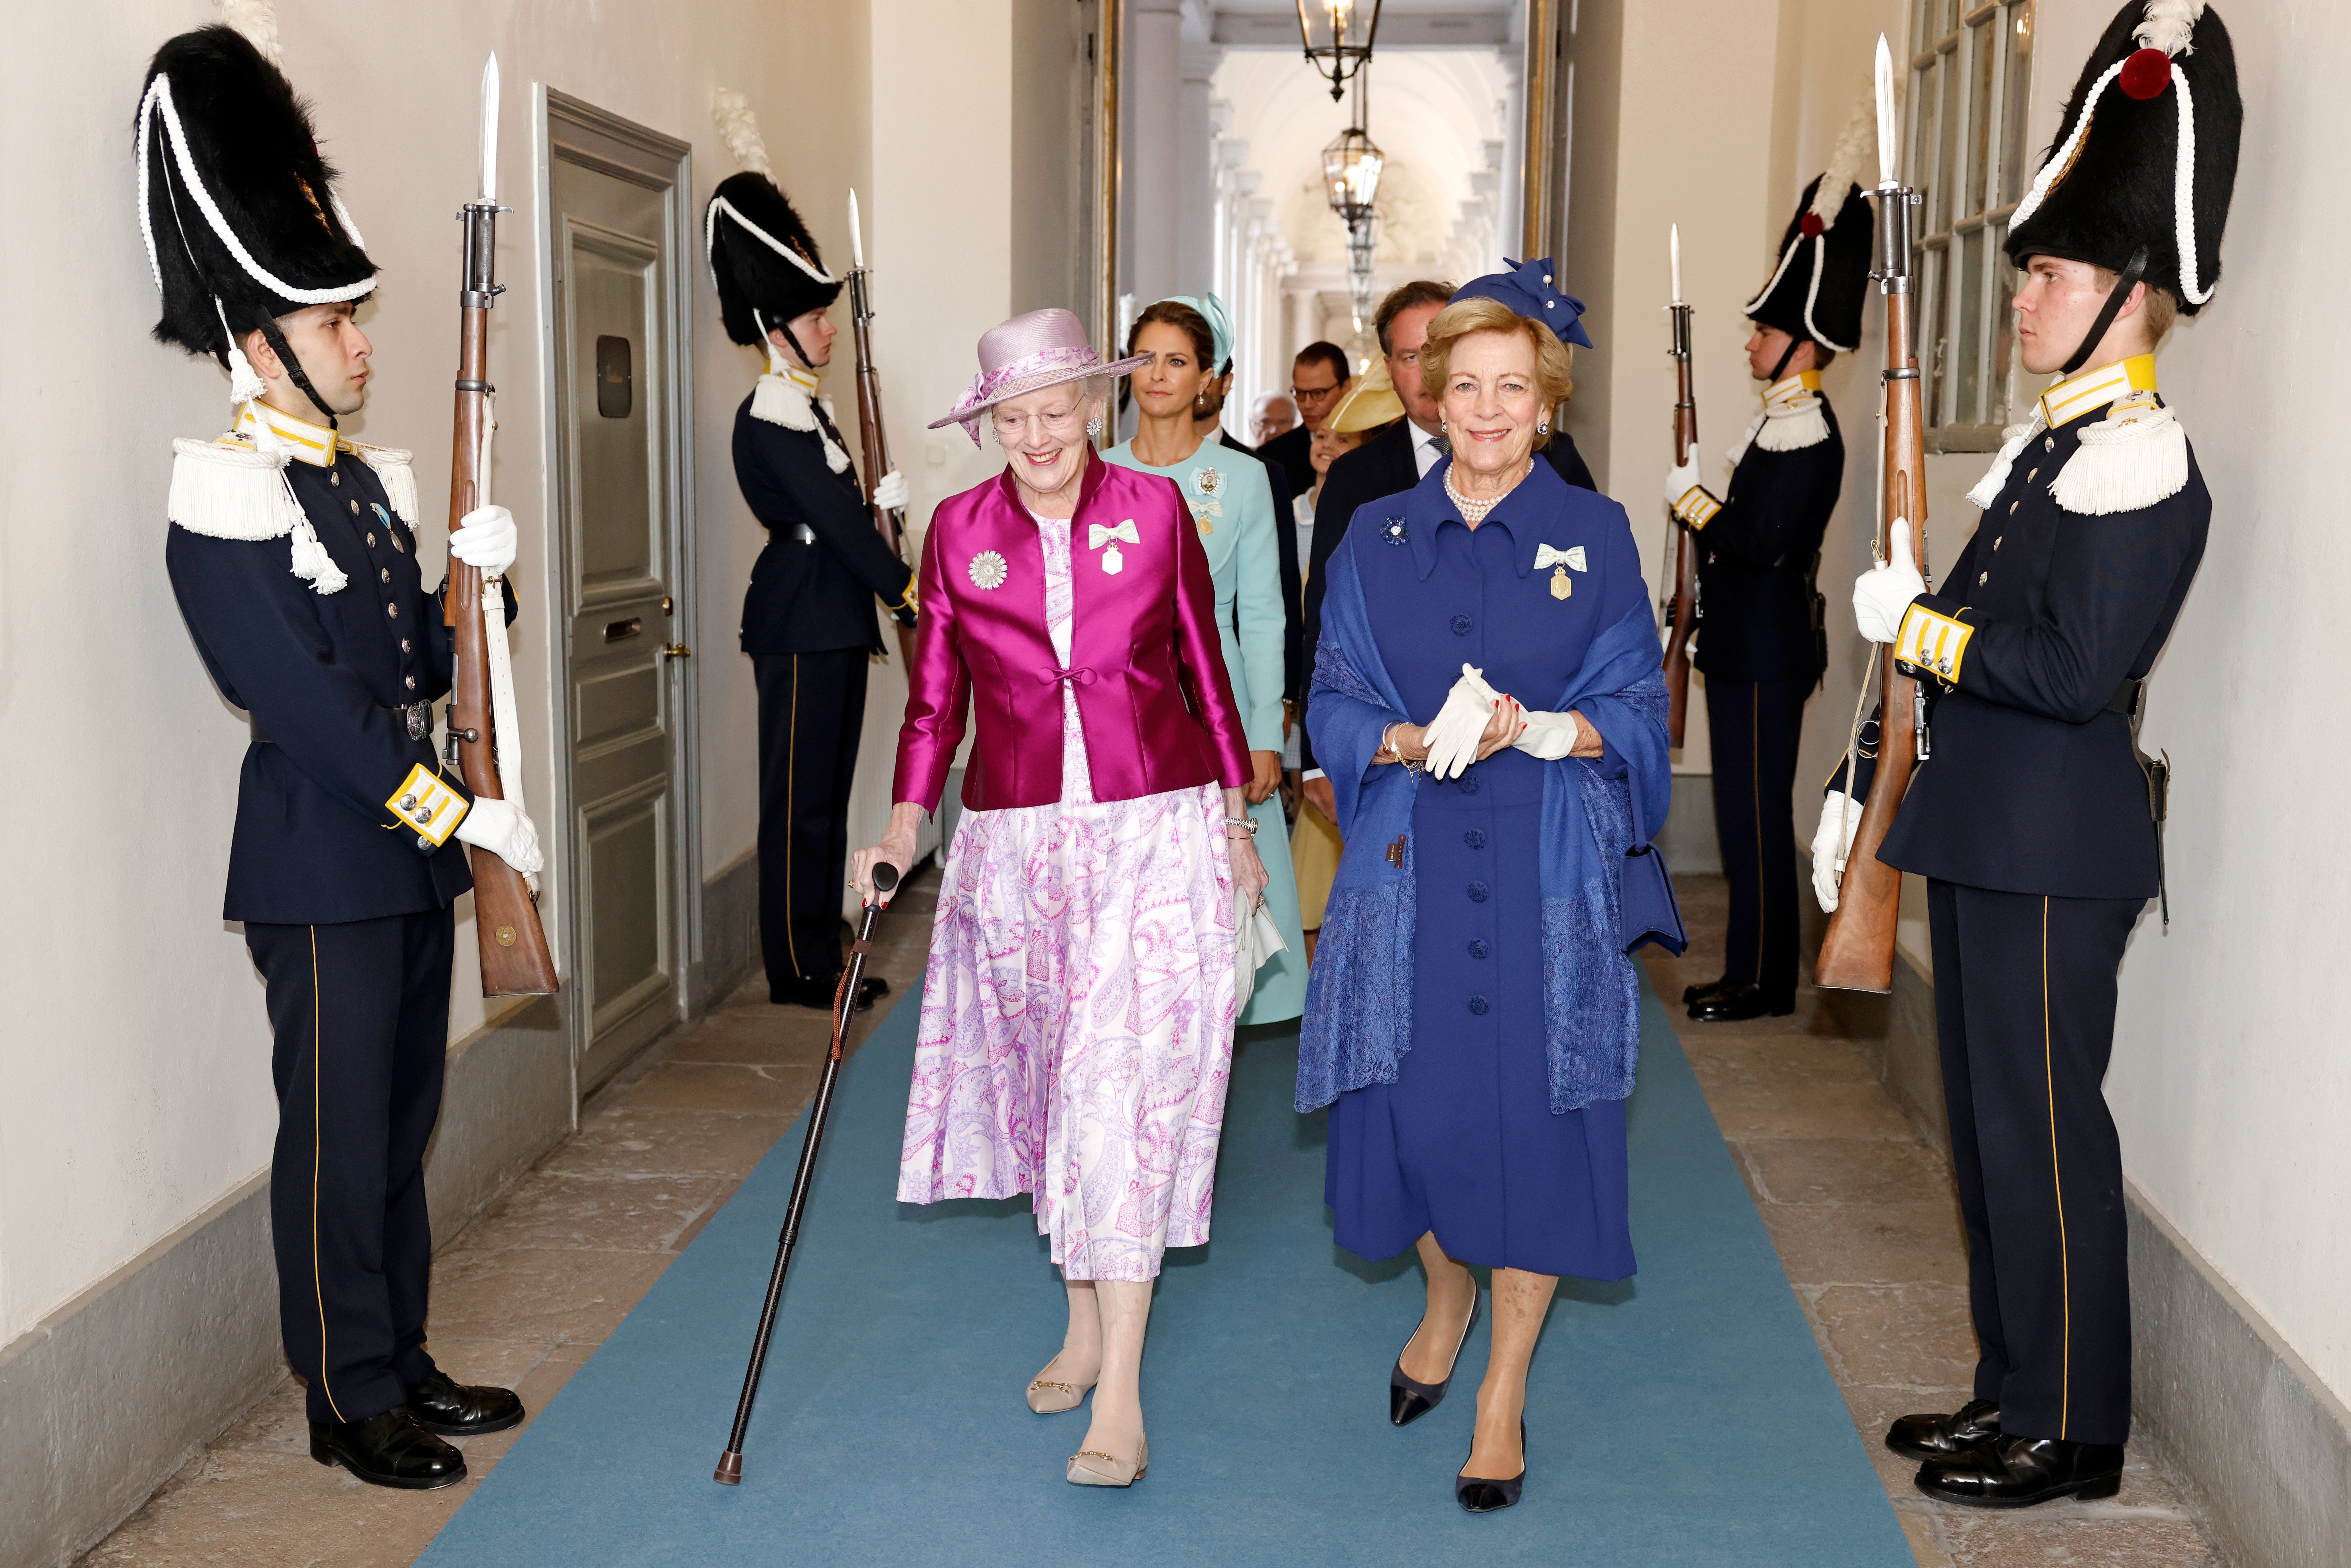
left=78, top=869, right=943, bottom=1568
left=79, top=865, right=2228, bottom=1566
left=1644, top=874, right=2224, bottom=1567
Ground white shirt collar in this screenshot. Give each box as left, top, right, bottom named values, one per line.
left=1411, top=421, right=1447, bottom=477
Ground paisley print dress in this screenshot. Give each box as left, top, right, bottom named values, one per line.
left=896, top=510, right=1239, bottom=1281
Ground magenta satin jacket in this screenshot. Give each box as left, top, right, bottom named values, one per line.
left=892, top=455, right=1253, bottom=813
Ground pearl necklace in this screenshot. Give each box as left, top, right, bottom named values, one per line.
left=1444, top=460, right=1531, bottom=525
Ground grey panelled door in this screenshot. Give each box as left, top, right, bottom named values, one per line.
left=551, top=154, right=684, bottom=1089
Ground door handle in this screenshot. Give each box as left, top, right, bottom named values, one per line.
left=662, top=643, right=692, bottom=660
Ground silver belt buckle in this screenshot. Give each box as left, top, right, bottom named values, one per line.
left=789, top=522, right=817, bottom=545
left=402, top=701, right=429, bottom=741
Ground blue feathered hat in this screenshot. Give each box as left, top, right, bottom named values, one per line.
left=1449, top=258, right=1592, bottom=348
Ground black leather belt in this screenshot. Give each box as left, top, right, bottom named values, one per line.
left=250, top=701, right=431, bottom=744
left=782, top=522, right=817, bottom=544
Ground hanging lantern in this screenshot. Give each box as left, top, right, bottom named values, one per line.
left=1322, top=125, right=1385, bottom=225
left=1296, top=0, right=1383, bottom=102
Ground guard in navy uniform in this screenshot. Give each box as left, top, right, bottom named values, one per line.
left=708, top=97, right=916, bottom=1010
left=1820, top=3, right=2241, bottom=1508
left=1664, top=96, right=1875, bottom=1023
left=140, top=22, right=539, bottom=1490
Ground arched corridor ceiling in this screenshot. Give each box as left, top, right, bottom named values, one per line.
left=1210, top=47, right=1514, bottom=278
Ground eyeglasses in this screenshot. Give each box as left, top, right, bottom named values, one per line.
left=992, top=404, right=1085, bottom=438
left=1290, top=383, right=1345, bottom=403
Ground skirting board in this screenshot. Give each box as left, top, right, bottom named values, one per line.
left=1795, top=867, right=2350, bottom=1568
left=0, top=991, right=567, bottom=1568
left=1657, top=772, right=1722, bottom=877
left=698, top=846, right=762, bottom=1011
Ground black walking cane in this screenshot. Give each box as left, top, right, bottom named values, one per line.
left=714, top=860, right=898, bottom=1485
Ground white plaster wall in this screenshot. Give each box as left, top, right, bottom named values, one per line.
left=0, top=0, right=872, bottom=1346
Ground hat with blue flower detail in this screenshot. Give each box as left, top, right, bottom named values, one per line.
left=1448, top=259, right=1593, bottom=348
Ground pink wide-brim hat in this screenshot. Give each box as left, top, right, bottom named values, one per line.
left=929, top=308, right=1149, bottom=445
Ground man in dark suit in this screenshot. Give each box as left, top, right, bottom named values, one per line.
left=707, top=137, right=916, bottom=1012
left=1298, top=281, right=1595, bottom=818
left=1255, top=339, right=1351, bottom=499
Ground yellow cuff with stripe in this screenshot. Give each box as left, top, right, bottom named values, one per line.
left=1674, top=486, right=1723, bottom=529
left=894, top=576, right=920, bottom=613
left=386, top=763, right=469, bottom=846
left=1894, top=602, right=1974, bottom=683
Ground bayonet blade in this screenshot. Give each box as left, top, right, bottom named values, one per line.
left=1874, top=35, right=1898, bottom=189
left=478, top=53, right=501, bottom=204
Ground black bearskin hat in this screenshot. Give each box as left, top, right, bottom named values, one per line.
left=2005, top=1, right=2241, bottom=314
left=136, top=24, right=376, bottom=364
left=705, top=91, right=840, bottom=349
left=1745, top=86, right=1878, bottom=352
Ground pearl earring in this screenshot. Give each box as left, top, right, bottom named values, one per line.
left=1537, top=420, right=1550, bottom=435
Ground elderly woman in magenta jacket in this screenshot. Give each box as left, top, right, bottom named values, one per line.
left=1302, top=265, right=1670, bottom=1514
left=853, top=309, right=1268, bottom=1491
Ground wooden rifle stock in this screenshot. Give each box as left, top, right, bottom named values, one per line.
left=1661, top=302, right=1699, bottom=747
left=445, top=199, right=558, bottom=997
left=848, top=266, right=917, bottom=669
left=1816, top=209, right=1928, bottom=995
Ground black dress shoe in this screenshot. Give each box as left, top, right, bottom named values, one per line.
left=1915, top=1434, right=2124, bottom=1508
left=405, top=1367, right=525, bottom=1436
left=1456, top=1420, right=1527, bottom=1514
left=309, top=1409, right=466, bottom=1490
left=1687, top=983, right=1795, bottom=1023
left=773, top=974, right=889, bottom=1012
left=1389, top=1287, right=1481, bottom=1426
left=1681, top=976, right=1730, bottom=1005
left=1886, top=1397, right=2000, bottom=1461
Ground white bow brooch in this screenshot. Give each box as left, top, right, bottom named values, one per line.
left=1090, top=518, right=1140, bottom=575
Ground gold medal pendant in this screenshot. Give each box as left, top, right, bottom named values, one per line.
left=1551, top=564, right=1572, bottom=600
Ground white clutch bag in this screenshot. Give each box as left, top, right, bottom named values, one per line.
left=1234, top=885, right=1289, bottom=1010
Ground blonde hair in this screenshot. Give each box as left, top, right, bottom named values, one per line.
left=1418, top=297, right=1574, bottom=446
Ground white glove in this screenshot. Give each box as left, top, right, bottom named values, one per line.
left=1664, top=454, right=1708, bottom=514
left=1852, top=525, right=1926, bottom=644
left=450, top=504, right=519, bottom=576
left=456, top=795, right=543, bottom=878
left=1810, top=791, right=1863, bottom=913
left=1421, top=665, right=1502, bottom=780
left=1514, top=709, right=1588, bottom=760
left=873, top=469, right=910, bottom=511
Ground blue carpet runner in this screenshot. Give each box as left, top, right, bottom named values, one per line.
left=419, top=976, right=1910, bottom=1565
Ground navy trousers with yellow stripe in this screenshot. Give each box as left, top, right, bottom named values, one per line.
left=1705, top=676, right=1809, bottom=999
left=247, top=913, right=451, bottom=1424
left=1927, top=881, right=2140, bottom=1447
left=754, top=649, right=869, bottom=998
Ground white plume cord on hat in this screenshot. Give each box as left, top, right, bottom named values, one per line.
left=705, top=195, right=836, bottom=287
left=2011, top=60, right=2125, bottom=231
left=1741, top=240, right=1802, bottom=318
left=2169, top=65, right=2209, bottom=303
left=1800, top=236, right=1857, bottom=352
left=135, top=73, right=378, bottom=308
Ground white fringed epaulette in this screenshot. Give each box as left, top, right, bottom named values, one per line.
left=749, top=374, right=851, bottom=473
left=2051, top=396, right=2189, bottom=516
left=348, top=443, right=420, bottom=524
left=1725, top=392, right=1831, bottom=467
left=1964, top=395, right=2189, bottom=517
left=167, top=438, right=349, bottom=594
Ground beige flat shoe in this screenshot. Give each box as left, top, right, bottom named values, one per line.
left=1065, top=1444, right=1147, bottom=1487
left=1026, top=1367, right=1097, bottom=1415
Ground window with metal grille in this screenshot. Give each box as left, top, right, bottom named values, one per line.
left=1906, top=0, right=2036, bottom=452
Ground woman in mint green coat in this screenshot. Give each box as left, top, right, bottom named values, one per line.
left=1103, top=295, right=1306, bottom=1023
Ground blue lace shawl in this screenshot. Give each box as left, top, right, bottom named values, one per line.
left=1296, top=536, right=1671, bottom=1115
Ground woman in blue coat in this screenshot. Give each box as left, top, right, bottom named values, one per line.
left=1300, top=266, right=1671, bottom=1513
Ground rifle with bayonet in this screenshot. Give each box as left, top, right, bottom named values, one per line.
left=1815, top=36, right=1928, bottom=995
left=444, top=52, right=557, bottom=997
left=1661, top=222, right=1699, bottom=747
left=845, top=189, right=916, bottom=668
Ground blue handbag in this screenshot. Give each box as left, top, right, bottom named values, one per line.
left=1619, top=773, right=1687, bottom=956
